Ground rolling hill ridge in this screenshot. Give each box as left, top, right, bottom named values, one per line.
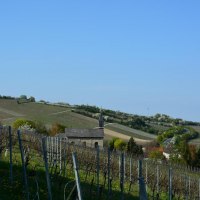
left=0, top=99, right=155, bottom=144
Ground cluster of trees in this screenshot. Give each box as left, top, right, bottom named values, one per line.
left=17, top=95, right=35, bottom=104
left=13, top=119, right=48, bottom=134
left=108, top=137, right=143, bottom=156
left=152, top=113, right=200, bottom=126
left=157, top=126, right=199, bottom=144
left=154, top=126, right=200, bottom=167
left=75, top=105, right=200, bottom=136
left=75, top=105, right=200, bottom=131
left=74, top=105, right=160, bottom=134
left=144, top=142, right=200, bottom=168
left=0, top=94, right=36, bottom=103
left=0, top=95, right=16, bottom=99
left=170, top=141, right=200, bottom=167
left=1, top=97, right=200, bottom=126
left=76, top=105, right=100, bottom=113
left=12, top=119, right=66, bottom=136
left=121, top=117, right=159, bottom=135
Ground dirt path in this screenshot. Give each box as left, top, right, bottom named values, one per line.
left=49, top=110, right=71, bottom=115
left=104, top=128, right=153, bottom=145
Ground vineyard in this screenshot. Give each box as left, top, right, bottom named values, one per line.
left=0, top=126, right=200, bottom=199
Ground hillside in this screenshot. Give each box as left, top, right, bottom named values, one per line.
left=0, top=99, right=155, bottom=144
left=2, top=98, right=200, bottom=146
left=0, top=99, right=98, bottom=128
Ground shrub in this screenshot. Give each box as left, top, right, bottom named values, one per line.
left=149, top=150, right=165, bottom=160
left=114, top=139, right=127, bottom=151
left=50, top=123, right=67, bottom=136
left=13, top=119, right=36, bottom=130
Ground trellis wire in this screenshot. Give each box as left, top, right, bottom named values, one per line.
left=1, top=127, right=200, bottom=199
left=18, top=130, right=30, bottom=200
left=120, top=152, right=124, bottom=200
left=168, top=167, right=172, bottom=200
left=42, top=137, right=52, bottom=200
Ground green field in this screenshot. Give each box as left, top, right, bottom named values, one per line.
left=0, top=99, right=155, bottom=141
left=188, top=126, right=200, bottom=146
left=1, top=99, right=200, bottom=145
left=106, top=123, right=156, bottom=140
left=0, top=99, right=98, bottom=128
left=189, top=125, right=200, bottom=133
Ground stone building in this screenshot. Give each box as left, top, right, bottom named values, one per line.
left=58, top=128, right=104, bottom=148
left=57, top=111, right=104, bottom=148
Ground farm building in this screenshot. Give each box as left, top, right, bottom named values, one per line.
left=57, top=111, right=104, bottom=148
left=58, top=128, right=104, bottom=148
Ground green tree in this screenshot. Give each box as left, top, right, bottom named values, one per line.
left=130, top=117, right=146, bottom=129
left=114, top=139, right=127, bottom=151
left=157, top=134, right=164, bottom=143
left=158, top=126, right=199, bottom=145
left=109, top=137, right=118, bottom=151
left=29, top=96, right=35, bottom=102
left=13, top=119, right=48, bottom=135
left=127, top=137, right=143, bottom=156
left=149, top=150, right=165, bottom=160
left=196, top=148, right=200, bottom=167
left=179, top=142, right=199, bottom=166
left=20, top=95, right=27, bottom=99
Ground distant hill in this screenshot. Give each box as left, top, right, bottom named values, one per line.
left=0, top=99, right=156, bottom=144
left=1, top=97, right=200, bottom=145
left=0, top=99, right=97, bottom=128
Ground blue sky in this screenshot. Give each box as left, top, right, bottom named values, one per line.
left=0, top=1, right=200, bottom=121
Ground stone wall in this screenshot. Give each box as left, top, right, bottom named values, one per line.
left=68, top=138, right=103, bottom=148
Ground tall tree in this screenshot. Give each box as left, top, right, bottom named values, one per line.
left=127, top=137, right=143, bottom=156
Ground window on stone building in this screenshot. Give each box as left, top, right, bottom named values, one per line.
left=82, top=141, right=86, bottom=147
left=94, top=142, right=98, bottom=148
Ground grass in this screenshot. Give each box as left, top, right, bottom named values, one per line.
left=3, top=99, right=200, bottom=146
left=0, top=99, right=98, bottom=129
left=0, top=99, right=155, bottom=141
left=1, top=134, right=200, bottom=199
left=189, top=136, right=200, bottom=146
left=0, top=162, right=24, bottom=200
left=2, top=147, right=198, bottom=200
left=189, top=125, right=200, bottom=133
left=0, top=112, right=13, bottom=119
left=148, top=123, right=169, bottom=131
left=0, top=136, right=142, bottom=199
left=106, top=123, right=156, bottom=140
left=188, top=126, right=200, bottom=146
left=0, top=152, right=140, bottom=199
left=0, top=159, right=49, bottom=199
